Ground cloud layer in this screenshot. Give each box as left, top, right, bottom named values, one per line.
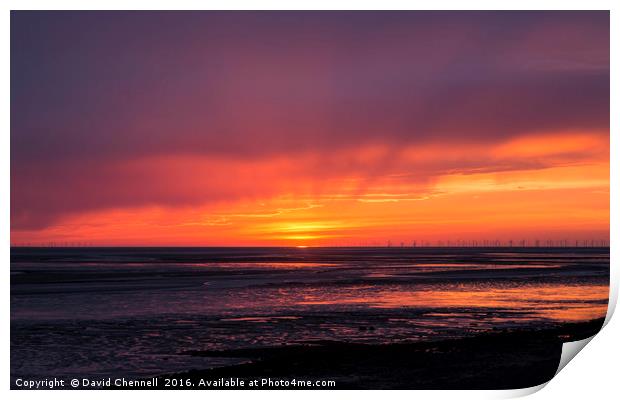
left=10, top=11, right=610, bottom=243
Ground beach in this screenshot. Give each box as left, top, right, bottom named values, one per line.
left=163, top=318, right=604, bottom=389
left=11, top=247, right=609, bottom=389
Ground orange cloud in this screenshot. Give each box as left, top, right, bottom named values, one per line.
left=11, top=131, right=609, bottom=246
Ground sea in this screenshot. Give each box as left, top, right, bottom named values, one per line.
left=10, top=247, right=609, bottom=381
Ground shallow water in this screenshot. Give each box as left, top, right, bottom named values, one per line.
left=11, top=247, right=609, bottom=380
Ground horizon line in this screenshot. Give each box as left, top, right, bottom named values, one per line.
left=9, top=245, right=611, bottom=249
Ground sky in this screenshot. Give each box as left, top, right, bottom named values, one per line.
left=10, top=11, right=609, bottom=246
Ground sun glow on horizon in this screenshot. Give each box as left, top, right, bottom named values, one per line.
left=11, top=129, right=609, bottom=247
left=10, top=131, right=609, bottom=247
left=10, top=12, right=609, bottom=247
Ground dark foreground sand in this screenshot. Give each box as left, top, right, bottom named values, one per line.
left=156, top=318, right=604, bottom=389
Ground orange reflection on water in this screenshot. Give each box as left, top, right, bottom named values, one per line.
left=299, top=283, right=608, bottom=322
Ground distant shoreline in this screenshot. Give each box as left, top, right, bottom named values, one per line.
left=10, top=246, right=612, bottom=249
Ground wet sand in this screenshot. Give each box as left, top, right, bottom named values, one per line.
left=11, top=247, right=609, bottom=389
left=160, top=318, right=604, bottom=389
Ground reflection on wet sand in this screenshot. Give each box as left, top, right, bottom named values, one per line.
left=298, top=283, right=608, bottom=321
left=10, top=247, right=609, bottom=381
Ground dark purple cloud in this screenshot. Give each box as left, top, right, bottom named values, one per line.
left=11, top=11, right=610, bottom=230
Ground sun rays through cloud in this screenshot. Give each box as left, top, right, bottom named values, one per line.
left=10, top=11, right=609, bottom=246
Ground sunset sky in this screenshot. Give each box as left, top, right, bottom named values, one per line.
left=10, top=11, right=609, bottom=246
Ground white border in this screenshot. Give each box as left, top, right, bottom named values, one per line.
left=3, top=2, right=617, bottom=399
